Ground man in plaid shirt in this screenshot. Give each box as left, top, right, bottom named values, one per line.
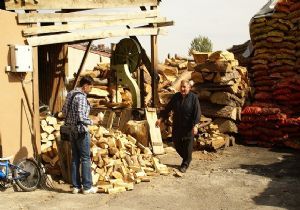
left=62, top=76, right=99, bottom=194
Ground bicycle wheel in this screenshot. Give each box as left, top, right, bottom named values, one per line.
left=14, top=159, right=41, bottom=192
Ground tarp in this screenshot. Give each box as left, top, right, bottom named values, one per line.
left=253, top=0, right=278, bottom=19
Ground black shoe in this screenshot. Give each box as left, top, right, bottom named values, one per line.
left=179, top=165, right=187, bottom=173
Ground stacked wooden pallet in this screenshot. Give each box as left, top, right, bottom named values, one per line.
left=191, top=51, right=250, bottom=139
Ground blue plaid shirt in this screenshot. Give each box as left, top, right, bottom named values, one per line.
left=62, top=88, right=92, bottom=132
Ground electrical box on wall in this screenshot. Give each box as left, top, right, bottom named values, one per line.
left=9, top=45, right=33, bottom=72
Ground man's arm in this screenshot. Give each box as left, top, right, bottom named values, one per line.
left=193, top=95, right=201, bottom=126
left=77, top=95, right=93, bottom=126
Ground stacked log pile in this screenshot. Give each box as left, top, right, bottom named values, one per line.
left=194, top=116, right=234, bottom=150
left=191, top=51, right=250, bottom=140
left=240, top=0, right=300, bottom=149
left=39, top=115, right=170, bottom=193
left=40, top=116, right=63, bottom=176
left=156, top=54, right=241, bottom=150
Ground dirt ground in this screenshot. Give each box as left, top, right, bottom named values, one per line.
left=1, top=144, right=300, bottom=210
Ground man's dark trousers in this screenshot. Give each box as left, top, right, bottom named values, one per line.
left=174, top=136, right=194, bottom=168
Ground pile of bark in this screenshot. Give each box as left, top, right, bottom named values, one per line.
left=39, top=115, right=170, bottom=193
left=239, top=0, right=300, bottom=149
left=192, top=51, right=250, bottom=140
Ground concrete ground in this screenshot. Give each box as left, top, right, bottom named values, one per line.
left=0, top=144, right=300, bottom=210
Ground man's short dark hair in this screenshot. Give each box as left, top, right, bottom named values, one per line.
left=79, top=76, right=94, bottom=87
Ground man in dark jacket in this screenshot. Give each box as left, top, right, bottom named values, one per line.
left=156, top=80, right=201, bottom=173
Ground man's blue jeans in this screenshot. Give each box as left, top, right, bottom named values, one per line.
left=71, top=132, right=92, bottom=190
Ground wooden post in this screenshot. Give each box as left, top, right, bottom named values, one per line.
left=29, top=10, right=41, bottom=158
left=72, top=41, right=92, bottom=89
left=32, top=46, right=41, bottom=156
left=150, top=6, right=158, bottom=107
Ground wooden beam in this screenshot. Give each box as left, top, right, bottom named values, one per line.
left=27, top=28, right=159, bottom=46
left=150, top=6, right=159, bottom=107
left=18, top=10, right=158, bottom=23
left=23, top=17, right=167, bottom=36
left=72, top=41, right=92, bottom=89
left=32, top=46, right=41, bottom=156
left=5, top=0, right=158, bottom=10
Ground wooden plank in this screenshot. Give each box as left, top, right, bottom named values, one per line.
left=145, top=108, right=164, bottom=155
left=23, top=17, right=167, bottom=36
left=5, top=0, right=158, bottom=10
left=18, top=10, right=158, bottom=23
left=33, top=46, right=41, bottom=155
left=27, top=28, right=159, bottom=46
left=150, top=6, right=159, bottom=107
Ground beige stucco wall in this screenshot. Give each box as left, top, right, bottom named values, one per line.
left=0, top=10, right=36, bottom=161
left=67, top=47, right=110, bottom=80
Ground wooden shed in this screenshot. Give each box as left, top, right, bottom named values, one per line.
left=0, top=0, right=172, bottom=161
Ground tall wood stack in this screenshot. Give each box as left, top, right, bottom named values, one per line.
left=240, top=0, right=300, bottom=149
left=155, top=54, right=241, bottom=150
left=191, top=51, right=250, bottom=141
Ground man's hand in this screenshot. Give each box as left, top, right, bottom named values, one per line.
left=90, top=116, right=100, bottom=125
left=155, top=118, right=162, bottom=128
left=193, top=126, right=198, bottom=135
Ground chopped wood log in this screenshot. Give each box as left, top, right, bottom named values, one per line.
left=213, top=70, right=240, bottom=84
left=195, top=61, right=233, bottom=73
left=123, top=120, right=149, bottom=147
left=191, top=71, right=204, bottom=83
left=46, top=116, right=57, bottom=125
left=41, top=132, right=48, bottom=140
left=107, top=186, right=126, bottom=194
left=88, top=87, right=109, bottom=98
left=211, top=134, right=228, bottom=150
left=210, top=92, right=245, bottom=107
left=169, top=70, right=193, bottom=91
left=213, top=118, right=238, bottom=134
left=42, top=126, right=55, bottom=135
left=200, top=103, right=238, bottom=121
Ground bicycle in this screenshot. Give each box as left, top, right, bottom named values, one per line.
left=0, top=156, right=42, bottom=192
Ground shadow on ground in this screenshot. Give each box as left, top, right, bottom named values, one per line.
left=240, top=147, right=300, bottom=210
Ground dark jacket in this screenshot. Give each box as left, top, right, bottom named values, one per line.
left=160, top=92, right=201, bottom=139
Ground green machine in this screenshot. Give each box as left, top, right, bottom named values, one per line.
left=110, top=38, right=143, bottom=108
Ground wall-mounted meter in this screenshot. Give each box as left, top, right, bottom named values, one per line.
left=8, top=45, right=33, bottom=72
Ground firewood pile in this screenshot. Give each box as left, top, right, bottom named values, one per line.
left=40, top=116, right=63, bottom=176
left=156, top=54, right=244, bottom=150
left=88, top=125, right=169, bottom=193
left=191, top=51, right=250, bottom=142
left=39, top=115, right=170, bottom=193
left=194, top=116, right=234, bottom=150
left=239, top=0, right=300, bottom=149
